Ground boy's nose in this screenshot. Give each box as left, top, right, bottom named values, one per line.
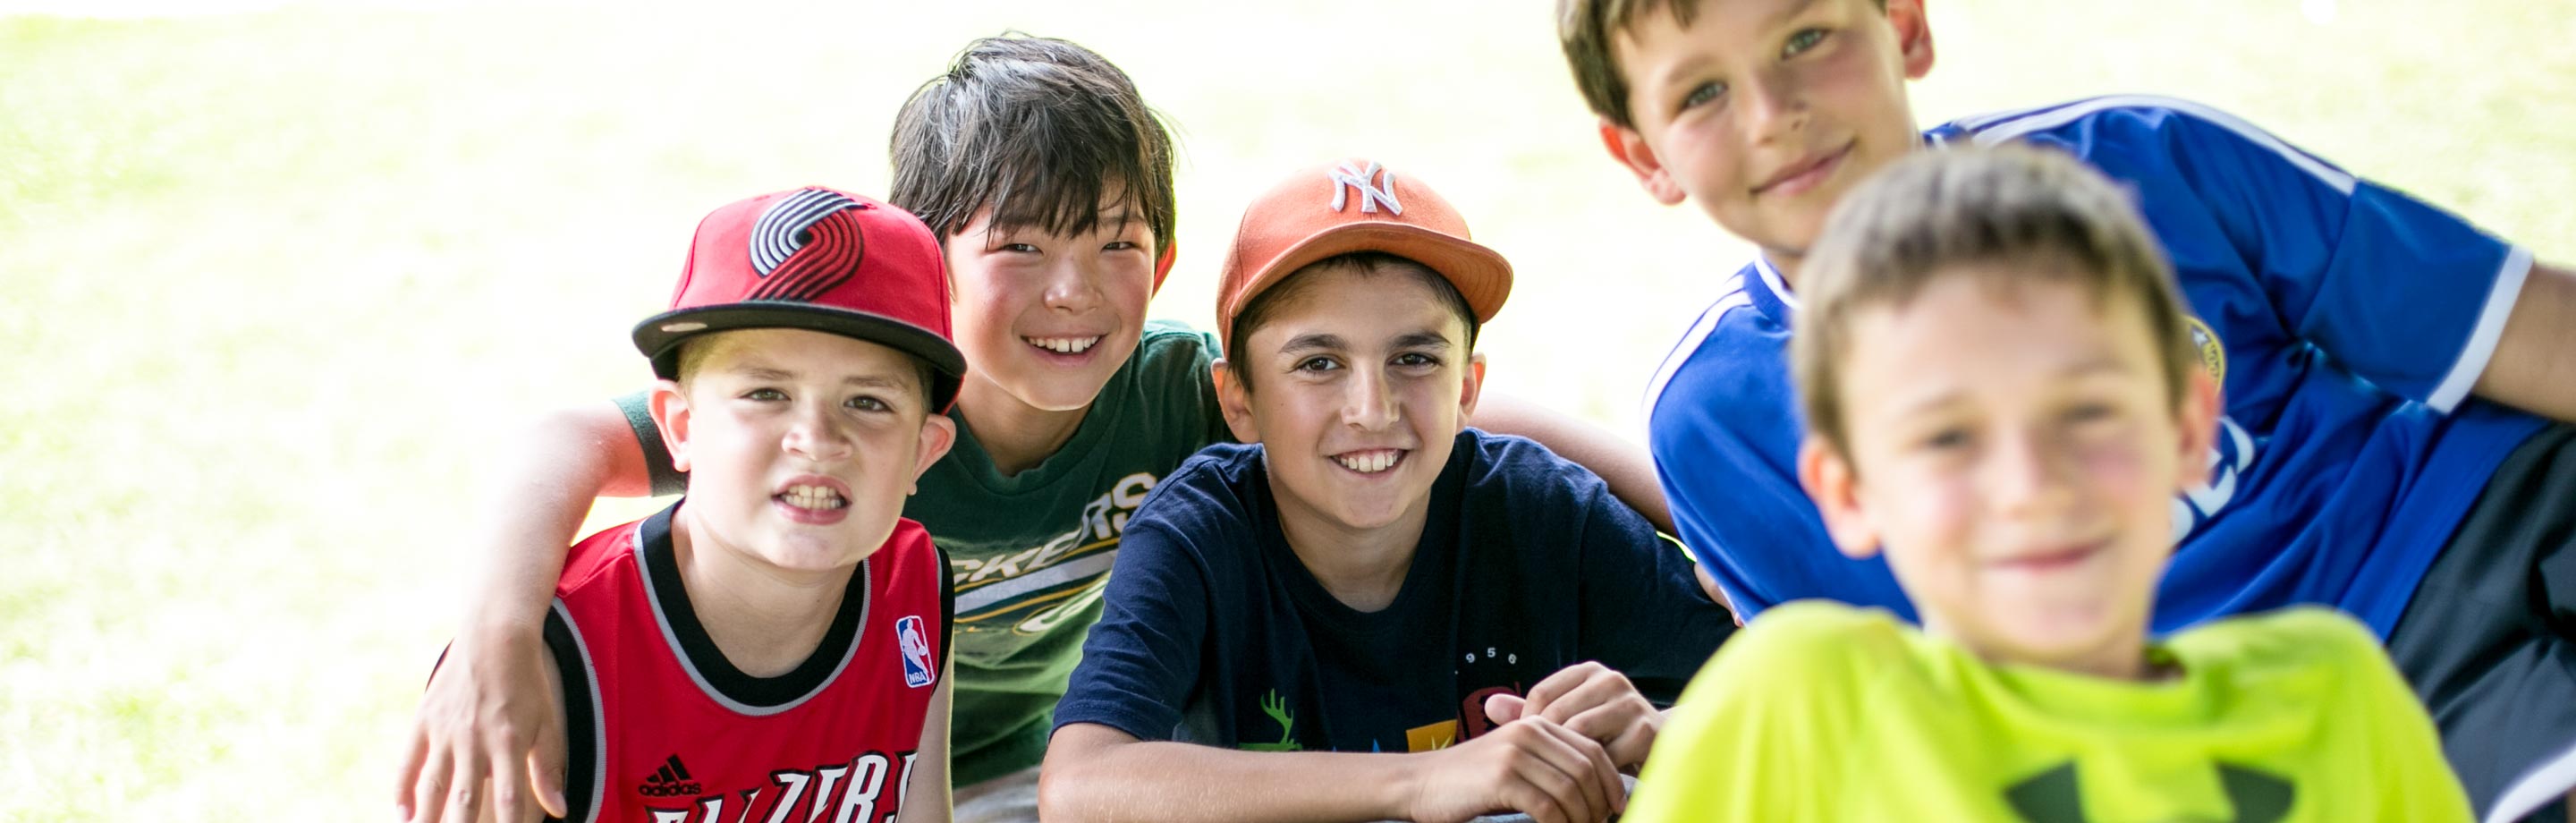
left=782, top=403, right=856, bottom=462
left=1987, top=429, right=2075, bottom=519
left=1043, top=259, right=1103, bottom=313
left=1741, top=72, right=1807, bottom=145
left=1340, top=369, right=1401, bottom=430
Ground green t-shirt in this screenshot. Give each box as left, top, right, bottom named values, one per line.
left=620, top=320, right=1231, bottom=784
left=1627, top=602, right=2470, bottom=823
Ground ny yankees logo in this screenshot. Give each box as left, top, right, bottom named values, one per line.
left=1326, top=161, right=1402, bottom=215
left=744, top=187, right=867, bottom=301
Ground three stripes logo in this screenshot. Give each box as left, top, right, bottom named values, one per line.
left=744, top=188, right=868, bottom=302
left=637, top=753, right=702, bottom=798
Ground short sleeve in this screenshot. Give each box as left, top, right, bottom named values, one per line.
left=1051, top=479, right=1225, bottom=743
left=612, top=391, right=687, bottom=496
left=1573, top=482, right=1737, bottom=705
left=2084, top=103, right=2527, bottom=412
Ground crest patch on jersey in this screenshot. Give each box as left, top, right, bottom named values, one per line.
left=2185, top=316, right=2226, bottom=386
left=895, top=615, right=934, bottom=688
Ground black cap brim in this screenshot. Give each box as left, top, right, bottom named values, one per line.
left=632, top=303, right=967, bottom=413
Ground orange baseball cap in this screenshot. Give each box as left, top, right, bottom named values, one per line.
left=1215, top=159, right=1513, bottom=344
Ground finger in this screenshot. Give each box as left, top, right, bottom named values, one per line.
left=1504, top=779, right=1573, bottom=823
left=1537, top=718, right=1623, bottom=818
left=1484, top=692, right=1527, bottom=725
left=1506, top=742, right=1589, bottom=823
left=530, top=713, right=570, bottom=817
left=1603, top=720, right=1659, bottom=771
left=411, top=749, right=454, bottom=823
left=447, top=747, right=491, bottom=823
left=1559, top=690, right=1649, bottom=741
left=1535, top=672, right=1630, bottom=726
left=1521, top=662, right=1606, bottom=720
left=488, top=734, right=529, bottom=823
left=395, top=725, right=433, bottom=819
left=1523, top=721, right=1612, bottom=821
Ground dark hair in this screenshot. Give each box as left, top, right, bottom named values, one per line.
left=1555, top=0, right=1885, bottom=129
left=1792, top=146, right=2198, bottom=459
left=888, top=34, right=1176, bottom=263
left=1224, top=252, right=1480, bottom=389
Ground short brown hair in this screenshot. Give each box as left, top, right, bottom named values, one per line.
left=1792, top=146, right=2197, bottom=458
left=1555, top=0, right=1885, bottom=129
left=1224, top=252, right=1480, bottom=391
left=889, top=34, right=1176, bottom=265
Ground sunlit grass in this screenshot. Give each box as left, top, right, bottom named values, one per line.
left=3, top=1, right=2567, bottom=819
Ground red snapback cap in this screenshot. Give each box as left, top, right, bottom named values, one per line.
left=634, top=187, right=968, bottom=412
left=1215, top=159, right=1513, bottom=344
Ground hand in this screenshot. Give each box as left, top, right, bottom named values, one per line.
left=1405, top=717, right=1625, bottom=823
left=395, top=626, right=568, bottom=823
left=1483, top=662, right=1660, bottom=768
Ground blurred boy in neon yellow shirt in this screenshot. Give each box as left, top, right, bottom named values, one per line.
left=1626, top=148, right=2470, bottom=822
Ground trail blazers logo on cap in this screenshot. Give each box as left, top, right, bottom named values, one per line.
left=896, top=615, right=934, bottom=688
left=1327, top=161, right=1402, bottom=215
left=743, top=188, right=868, bottom=301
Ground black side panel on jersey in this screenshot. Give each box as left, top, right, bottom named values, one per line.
left=546, top=605, right=603, bottom=823
left=936, top=542, right=955, bottom=677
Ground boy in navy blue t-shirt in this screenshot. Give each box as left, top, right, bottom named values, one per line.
left=1038, top=159, right=1735, bottom=823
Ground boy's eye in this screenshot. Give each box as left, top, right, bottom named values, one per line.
left=1681, top=81, right=1727, bottom=112
left=2063, top=403, right=2121, bottom=428
left=1783, top=28, right=1827, bottom=57
left=1292, top=356, right=1340, bottom=374
left=1919, top=428, right=1972, bottom=452
left=744, top=387, right=787, bottom=402
left=1392, top=352, right=1442, bottom=369
left=1103, top=240, right=1140, bottom=252
left=1000, top=242, right=1041, bottom=254
left=846, top=395, right=891, bottom=412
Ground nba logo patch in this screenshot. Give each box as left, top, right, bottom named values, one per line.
left=896, top=615, right=934, bottom=688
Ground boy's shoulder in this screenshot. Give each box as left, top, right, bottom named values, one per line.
left=557, top=511, right=657, bottom=599
left=1640, top=259, right=1803, bottom=450
left=1930, top=94, right=2355, bottom=191
left=2163, top=606, right=2387, bottom=683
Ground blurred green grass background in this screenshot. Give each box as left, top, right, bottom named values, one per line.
left=1, top=1, right=2567, bottom=819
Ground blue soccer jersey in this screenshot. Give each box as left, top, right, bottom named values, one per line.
left=1647, top=95, right=2546, bottom=636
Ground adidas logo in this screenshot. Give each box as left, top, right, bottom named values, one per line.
left=638, top=753, right=703, bottom=798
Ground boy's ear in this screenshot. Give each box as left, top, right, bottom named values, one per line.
left=1456, top=352, right=1488, bottom=421
left=1798, top=437, right=1882, bottom=560
left=1888, top=0, right=1936, bottom=80
left=1212, top=361, right=1262, bottom=445
left=907, top=412, right=958, bottom=495
left=1150, top=240, right=1177, bottom=294
left=648, top=380, right=694, bottom=473
left=1598, top=120, right=1688, bottom=207
left=2173, top=369, right=2223, bottom=492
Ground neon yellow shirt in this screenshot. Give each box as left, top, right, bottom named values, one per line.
left=1629, top=602, right=2468, bottom=822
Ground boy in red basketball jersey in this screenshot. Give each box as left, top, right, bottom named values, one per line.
left=430, top=186, right=964, bottom=823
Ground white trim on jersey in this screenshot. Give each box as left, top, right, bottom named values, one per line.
left=1641, top=272, right=1751, bottom=428
left=1756, top=256, right=1801, bottom=312
left=1967, top=95, right=2359, bottom=196
left=2428, top=245, right=2535, bottom=414
left=2485, top=735, right=2576, bottom=823
left=634, top=530, right=871, bottom=717
left=549, top=598, right=609, bottom=823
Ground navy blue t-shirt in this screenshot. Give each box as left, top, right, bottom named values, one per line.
left=1055, top=429, right=1734, bottom=754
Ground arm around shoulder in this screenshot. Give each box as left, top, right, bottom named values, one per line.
left=1470, top=394, right=1674, bottom=534
left=895, top=660, right=954, bottom=823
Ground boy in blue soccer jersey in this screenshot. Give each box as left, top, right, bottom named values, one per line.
left=1555, top=0, right=2576, bottom=819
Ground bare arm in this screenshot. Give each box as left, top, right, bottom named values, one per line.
left=1470, top=394, right=1674, bottom=535
left=895, top=660, right=954, bottom=823
left=2473, top=259, right=2576, bottom=422
left=398, top=401, right=653, bottom=823
left=1039, top=720, right=1625, bottom=823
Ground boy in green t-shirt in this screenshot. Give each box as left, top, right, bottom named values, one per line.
left=1627, top=148, right=2471, bottom=821
left=395, top=35, right=1675, bottom=823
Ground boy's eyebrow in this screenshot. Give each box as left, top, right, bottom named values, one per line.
left=1277, top=333, right=1346, bottom=355
left=1880, top=356, right=2139, bottom=420
left=1647, top=0, right=1826, bottom=91
left=724, top=364, right=914, bottom=389
left=1388, top=331, right=1455, bottom=350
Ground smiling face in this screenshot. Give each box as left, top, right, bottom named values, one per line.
left=1604, top=0, right=1932, bottom=274
left=656, top=328, right=956, bottom=573
left=1216, top=260, right=1486, bottom=549
left=944, top=196, right=1158, bottom=416
left=1802, top=271, right=2216, bottom=675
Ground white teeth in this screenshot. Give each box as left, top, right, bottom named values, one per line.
left=777, top=484, right=846, bottom=511
left=1334, top=450, right=1401, bottom=474
left=1024, top=335, right=1101, bottom=354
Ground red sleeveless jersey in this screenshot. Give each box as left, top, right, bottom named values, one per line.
left=542, top=505, right=952, bottom=823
